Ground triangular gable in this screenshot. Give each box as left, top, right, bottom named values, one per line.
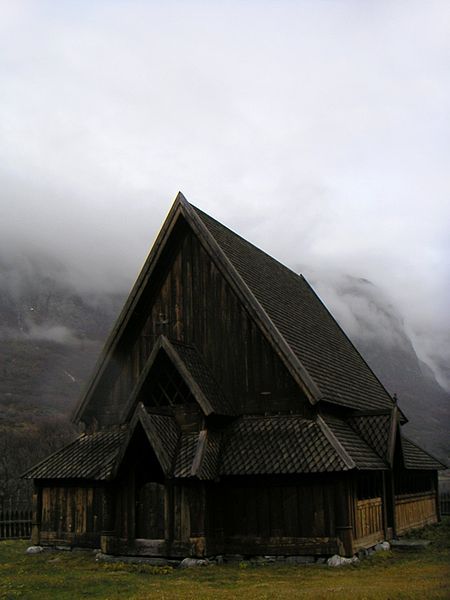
left=319, top=414, right=388, bottom=470
left=113, top=403, right=221, bottom=481
left=121, top=335, right=234, bottom=421
left=347, top=407, right=398, bottom=466
left=112, top=403, right=180, bottom=478
left=73, top=193, right=321, bottom=425
left=73, top=193, right=400, bottom=426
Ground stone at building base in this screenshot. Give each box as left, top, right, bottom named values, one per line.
left=374, top=541, right=390, bottom=552
left=327, top=554, right=359, bottom=567
left=179, top=557, right=209, bottom=568
left=26, top=546, right=44, bottom=554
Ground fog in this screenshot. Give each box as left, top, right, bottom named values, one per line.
left=0, top=1, right=449, bottom=386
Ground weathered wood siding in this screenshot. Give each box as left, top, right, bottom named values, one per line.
left=395, top=492, right=438, bottom=535
left=96, top=221, right=307, bottom=424
left=354, top=497, right=384, bottom=549
left=40, top=484, right=104, bottom=547
left=212, top=478, right=339, bottom=555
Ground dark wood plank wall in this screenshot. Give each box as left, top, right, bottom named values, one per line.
left=203, top=477, right=339, bottom=556
left=100, top=221, right=307, bottom=423
left=40, top=484, right=105, bottom=547
left=218, top=477, right=336, bottom=539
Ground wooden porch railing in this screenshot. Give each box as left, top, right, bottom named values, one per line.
left=395, top=492, right=437, bottom=535
left=354, top=497, right=384, bottom=548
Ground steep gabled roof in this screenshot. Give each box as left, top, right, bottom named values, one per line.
left=193, top=206, right=395, bottom=412
left=73, top=193, right=395, bottom=425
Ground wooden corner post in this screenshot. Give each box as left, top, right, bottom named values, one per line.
left=100, top=485, right=116, bottom=555
left=31, top=484, right=42, bottom=546
left=335, top=477, right=354, bottom=557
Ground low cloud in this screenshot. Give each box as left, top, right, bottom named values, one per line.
left=0, top=2, right=448, bottom=384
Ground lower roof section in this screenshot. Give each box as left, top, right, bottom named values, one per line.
left=22, top=429, right=126, bottom=481
left=220, top=415, right=351, bottom=475
left=401, top=436, right=446, bottom=470
left=25, top=407, right=407, bottom=482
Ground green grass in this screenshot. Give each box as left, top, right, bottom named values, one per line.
left=1, top=519, right=449, bottom=599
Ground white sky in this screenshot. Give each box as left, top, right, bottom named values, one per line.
left=0, top=0, right=449, bottom=377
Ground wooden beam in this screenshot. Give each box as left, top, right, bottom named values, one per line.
left=31, top=484, right=42, bottom=546
left=335, top=477, right=354, bottom=557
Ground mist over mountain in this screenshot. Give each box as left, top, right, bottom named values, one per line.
left=305, top=270, right=449, bottom=463
left=0, top=254, right=448, bottom=464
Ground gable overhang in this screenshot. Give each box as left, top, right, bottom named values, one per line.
left=111, top=403, right=177, bottom=479
left=73, top=192, right=322, bottom=426
left=121, top=335, right=230, bottom=421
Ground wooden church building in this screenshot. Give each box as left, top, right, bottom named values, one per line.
left=25, top=194, right=444, bottom=558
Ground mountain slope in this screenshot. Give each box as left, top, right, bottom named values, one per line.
left=1, top=258, right=448, bottom=464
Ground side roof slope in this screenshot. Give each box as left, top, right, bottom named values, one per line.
left=193, top=206, right=394, bottom=412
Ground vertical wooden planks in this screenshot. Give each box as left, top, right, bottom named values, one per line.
left=99, top=224, right=308, bottom=423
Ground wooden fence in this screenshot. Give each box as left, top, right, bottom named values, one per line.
left=0, top=508, right=33, bottom=540
left=440, top=492, right=450, bottom=516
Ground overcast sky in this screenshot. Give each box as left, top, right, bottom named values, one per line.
left=1, top=1, right=449, bottom=379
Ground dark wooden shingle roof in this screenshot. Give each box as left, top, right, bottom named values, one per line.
left=400, top=436, right=446, bottom=470
left=347, top=413, right=392, bottom=460
left=193, top=206, right=395, bottom=413
left=137, top=409, right=179, bottom=474
left=173, top=433, right=198, bottom=478
left=171, top=340, right=234, bottom=415
left=322, top=415, right=387, bottom=470
left=220, top=415, right=349, bottom=475
left=23, top=429, right=126, bottom=481
left=25, top=410, right=390, bottom=482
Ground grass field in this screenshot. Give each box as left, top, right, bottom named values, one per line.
left=1, top=520, right=449, bottom=599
